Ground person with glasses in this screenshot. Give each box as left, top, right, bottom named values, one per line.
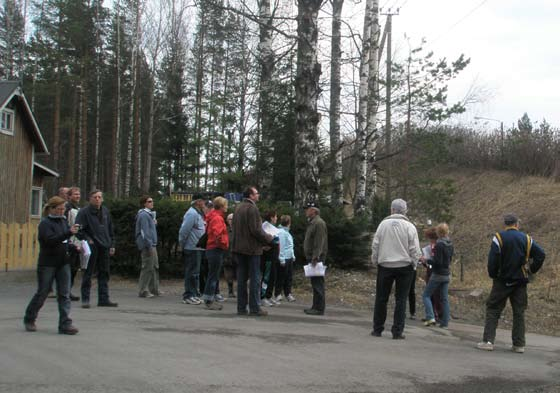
left=136, top=196, right=160, bottom=298
left=23, top=196, right=80, bottom=334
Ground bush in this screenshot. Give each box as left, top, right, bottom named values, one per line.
left=105, top=197, right=189, bottom=278
left=103, top=198, right=375, bottom=277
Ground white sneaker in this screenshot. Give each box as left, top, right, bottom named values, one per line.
left=511, top=345, right=525, bottom=353
left=275, top=294, right=284, bottom=302
left=286, top=294, right=296, bottom=302
left=215, top=294, right=225, bottom=302
left=270, top=298, right=280, bottom=306
left=262, top=298, right=274, bottom=307
left=182, top=297, right=201, bottom=305
left=476, top=341, right=494, bottom=351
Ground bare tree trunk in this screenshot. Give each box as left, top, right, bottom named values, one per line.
left=125, top=0, right=142, bottom=197
left=112, top=0, right=122, bottom=197
left=194, top=11, right=206, bottom=190
left=353, top=0, right=374, bottom=212
left=294, top=0, right=322, bottom=208
left=92, top=0, right=102, bottom=189
left=237, top=33, right=249, bottom=174
left=256, top=0, right=274, bottom=187
left=143, top=80, right=155, bottom=193
left=365, top=0, right=380, bottom=205
left=329, top=0, right=344, bottom=206
left=81, top=80, right=88, bottom=192
left=77, top=86, right=84, bottom=188
left=66, top=87, right=78, bottom=184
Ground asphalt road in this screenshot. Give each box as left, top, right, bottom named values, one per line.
left=1, top=272, right=559, bottom=393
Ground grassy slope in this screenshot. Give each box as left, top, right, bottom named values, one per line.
left=288, top=169, right=560, bottom=336
left=445, top=169, right=560, bottom=336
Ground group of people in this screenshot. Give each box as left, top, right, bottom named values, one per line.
left=23, top=187, right=118, bottom=335
left=370, top=198, right=546, bottom=354
left=23, top=189, right=545, bottom=354
left=177, top=186, right=328, bottom=317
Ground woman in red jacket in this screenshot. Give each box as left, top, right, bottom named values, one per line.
left=202, top=196, right=229, bottom=310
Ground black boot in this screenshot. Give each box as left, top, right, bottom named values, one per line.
left=228, top=283, right=236, bottom=298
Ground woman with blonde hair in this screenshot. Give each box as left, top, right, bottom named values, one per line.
left=202, top=196, right=229, bottom=310
left=422, top=223, right=454, bottom=329
left=23, top=196, right=80, bottom=334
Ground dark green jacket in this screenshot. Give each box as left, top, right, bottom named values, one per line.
left=304, top=215, right=328, bottom=261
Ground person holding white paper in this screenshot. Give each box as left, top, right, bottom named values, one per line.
left=303, top=201, right=328, bottom=316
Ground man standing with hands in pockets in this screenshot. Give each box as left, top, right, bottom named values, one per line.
left=76, top=189, right=118, bottom=308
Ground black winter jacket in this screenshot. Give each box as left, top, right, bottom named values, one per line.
left=37, top=215, right=73, bottom=267
left=76, top=205, right=115, bottom=249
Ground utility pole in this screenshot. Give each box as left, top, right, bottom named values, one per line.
left=381, top=7, right=398, bottom=204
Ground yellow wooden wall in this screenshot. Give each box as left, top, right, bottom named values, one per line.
left=0, top=222, right=39, bottom=271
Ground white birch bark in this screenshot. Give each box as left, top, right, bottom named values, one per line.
left=257, top=0, right=275, bottom=186
left=365, top=0, right=380, bottom=204
left=112, top=0, right=122, bottom=197
left=353, top=0, right=374, bottom=213
left=125, top=0, right=142, bottom=197
left=329, top=0, right=344, bottom=206
left=294, top=0, right=322, bottom=207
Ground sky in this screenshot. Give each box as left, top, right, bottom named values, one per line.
left=388, top=0, right=560, bottom=129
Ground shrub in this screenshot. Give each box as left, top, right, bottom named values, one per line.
left=103, top=198, right=375, bottom=277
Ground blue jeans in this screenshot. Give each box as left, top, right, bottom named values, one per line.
left=183, top=250, right=202, bottom=299
left=202, top=249, right=224, bottom=302
left=422, top=278, right=450, bottom=327
left=24, top=264, right=72, bottom=329
left=81, top=243, right=111, bottom=304
left=235, top=253, right=261, bottom=313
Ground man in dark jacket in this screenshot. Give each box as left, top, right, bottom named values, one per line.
left=232, top=186, right=273, bottom=316
left=303, top=201, right=328, bottom=316
left=76, top=189, right=118, bottom=308
left=477, top=214, right=545, bottom=353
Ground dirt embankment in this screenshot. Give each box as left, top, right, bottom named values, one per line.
left=303, top=169, right=560, bottom=336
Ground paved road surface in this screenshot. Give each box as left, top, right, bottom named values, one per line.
left=1, top=272, right=559, bottom=393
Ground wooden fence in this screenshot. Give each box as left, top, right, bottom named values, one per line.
left=0, top=222, right=39, bottom=271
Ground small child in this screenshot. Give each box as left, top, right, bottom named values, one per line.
left=275, top=215, right=296, bottom=302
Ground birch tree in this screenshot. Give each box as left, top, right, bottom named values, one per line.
left=294, top=0, right=322, bottom=207
left=329, top=0, right=344, bottom=206
left=353, top=0, right=376, bottom=213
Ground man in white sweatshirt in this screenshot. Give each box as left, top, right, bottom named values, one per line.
left=371, top=199, right=421, bottom=339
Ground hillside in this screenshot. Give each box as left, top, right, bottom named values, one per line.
left=294, top=169, right=560, bottom=336
left=444, top=169, right=560, bottom=335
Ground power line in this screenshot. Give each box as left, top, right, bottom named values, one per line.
left=431, top=0, right=491, bottom=44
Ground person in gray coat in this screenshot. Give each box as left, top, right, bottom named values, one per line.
left=135, top=195, right=160, bottom=298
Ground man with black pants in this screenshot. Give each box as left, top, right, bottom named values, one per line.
left=477, top=214, right=545, bottom=353
left=303, top=201, right=328, bottom=316
left=371, top=199, right=421, bottom=339
left=76, top=189, right=118, bottom=308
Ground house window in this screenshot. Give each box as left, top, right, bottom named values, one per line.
left=30, top=187, right=42, bottom=218
left=1, top=109, right=14, bottom=135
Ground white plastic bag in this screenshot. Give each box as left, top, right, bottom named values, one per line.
left=80, top=240, right=91, bottom=269
left=304, top=262, right=327, bottom=277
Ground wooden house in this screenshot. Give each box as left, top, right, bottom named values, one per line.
left=0, top=81, right=58, bottom=225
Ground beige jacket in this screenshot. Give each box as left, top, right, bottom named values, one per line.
left=371, top=214, right=421, bottom=268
